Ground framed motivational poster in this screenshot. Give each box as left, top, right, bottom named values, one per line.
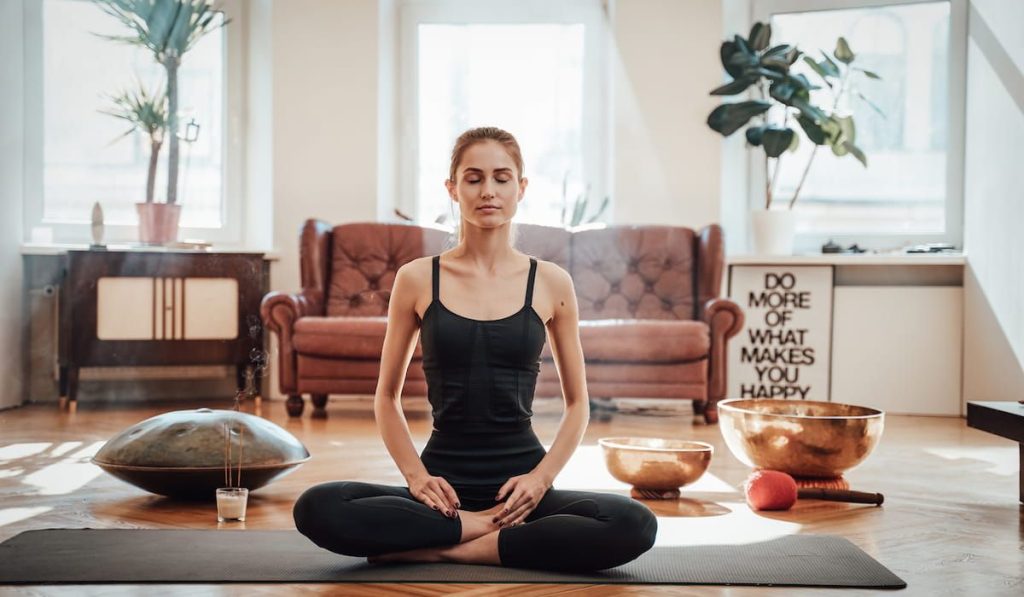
left=726, top=265, right=834, bottom=402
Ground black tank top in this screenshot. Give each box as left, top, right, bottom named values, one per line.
left=419, top=255, right=546, bottom=433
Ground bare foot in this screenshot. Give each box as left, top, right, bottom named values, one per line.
left=368, top=531, right=501, bottom=566
left=457, top=504, right=503, bottom=543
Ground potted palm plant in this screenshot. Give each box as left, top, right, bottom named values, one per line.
left=707, top=22, right=881, bottom=255
left=94, top=0, right=228, bottom=244
left=101, top=81, right=168, bottom=241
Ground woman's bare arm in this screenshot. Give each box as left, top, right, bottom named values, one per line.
left=373, top=261, right=459, bottom=515
left=531, top=264, right=590, bottom=485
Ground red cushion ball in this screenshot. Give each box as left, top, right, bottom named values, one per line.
left=745, top=470, right=798, bottom=511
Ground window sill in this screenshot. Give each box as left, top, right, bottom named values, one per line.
left=727, top=253, right=966, bottom=266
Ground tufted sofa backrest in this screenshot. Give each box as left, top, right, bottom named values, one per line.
left=319, top=221, right=723, bottom=321
left=325, top=222, right=450, bottom=316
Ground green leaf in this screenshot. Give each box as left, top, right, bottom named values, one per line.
left=802, top=55, right=832, bottom=84
left=834, top=115, right=856, bottom=144
left=796, top=113, right=828, bottom=144
left=819, top=51, right=841, bottom=77
left=844, top=141, right=868, bottom=166
left=761, top=54, right=792, bottom=73
left=769, top=79, right=797, bottom=103
left=855, top=67, right=881, bottom=80
left=707, top=101, right=772, bottom=136
left=721, top=39, right=757, bottom=78
left=790, top=98, right=828, bottom=123
left=742, top=66, right=786, bottom=81
left=710, top=76, right=757, bottom=96
left=856, top=91, right=886, bottom=118
left=745, top=125, right=766, bottom=146
left=762, top=127, right=796, bottom=158
left=835, top=37, right=855, bottom=64
left=748, top=22, right=771, bottom=51
left=720, top=40, right=743, bottom=78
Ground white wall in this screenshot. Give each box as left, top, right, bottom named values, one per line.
left=1, top=0, right=25, bottom=410
left=611, top=0, right=724, bottom=229
left=962, top=0, right=1024, bottom=401
left=267, top=0, right=380, bottom=294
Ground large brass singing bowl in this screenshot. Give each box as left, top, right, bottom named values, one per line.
left=598, top=437, right=713, bottom=497
left=718, top=399, right=884, bottom=478
left=92, top=409, right=310, bottom=500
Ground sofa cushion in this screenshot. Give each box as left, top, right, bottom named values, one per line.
left=293, top=317, right=407, bottom=359
left=577, top=319, right=709, bottom=363
left=327, top=223, right=450, bottom=317
left=571, top=227, right=699, bottom=321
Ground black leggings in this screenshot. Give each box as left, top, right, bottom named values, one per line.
left=293, top=480, right=658, bottom=572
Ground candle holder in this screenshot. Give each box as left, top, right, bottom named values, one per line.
left=216, top=487, right=248, bottom=522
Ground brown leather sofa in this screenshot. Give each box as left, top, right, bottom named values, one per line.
left=262, top=220, right=743, bottom=423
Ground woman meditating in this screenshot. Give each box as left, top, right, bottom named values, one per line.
left=293, top=127, right=657, bottom=572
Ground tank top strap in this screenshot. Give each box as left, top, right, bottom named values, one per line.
left=524, top=257, right=538, bottom=308
left=432, top=255, right=441, bottom=301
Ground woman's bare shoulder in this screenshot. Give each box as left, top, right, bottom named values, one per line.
left=532, top=258, right=575, bottom=296
left=393, top=256, right=434, bottom=293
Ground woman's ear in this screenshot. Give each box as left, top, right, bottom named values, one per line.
left=445, top=178, right=457, bottom=201
left=518, top=177, right=529, bottom=199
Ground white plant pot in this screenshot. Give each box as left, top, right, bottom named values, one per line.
left=751, top=210, right=796, bottom=256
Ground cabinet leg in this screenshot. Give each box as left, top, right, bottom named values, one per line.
left=311, top=394, right=328, bottom=419
left=66, top=367, right=79, bottom=413
left=286, top=395, right=305, bottom=417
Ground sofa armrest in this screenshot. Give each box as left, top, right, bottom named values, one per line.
left=703, top=297, right=745, bottom=419
left=261, top=290, right=324, bottom=395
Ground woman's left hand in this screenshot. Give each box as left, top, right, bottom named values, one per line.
left=493, top=472, right=551, bottom=527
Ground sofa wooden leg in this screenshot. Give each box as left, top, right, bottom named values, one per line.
left=692, top=398, right=707, bottom=415
left=311, top=394, right=328, bottom=419
left=703, top=406, right=719, bottom=425
left=286, top=395, right=305, bottom=417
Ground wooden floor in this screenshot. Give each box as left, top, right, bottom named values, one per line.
left=0, top=398, right=1021, bottom=596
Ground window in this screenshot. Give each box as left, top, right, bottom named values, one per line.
left=751, top=0, right=966, bottom=249
left=398, top=0, right=610, bottom=229
left=24, top=0, right=242, bottom=243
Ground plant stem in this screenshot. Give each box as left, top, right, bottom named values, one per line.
left=165, top=58, right=180, bottom=205
left=764, top=153, right=772, bottom=210
left=789, top=144, right=818, bottom=210
left=146, top=140, right=161, bottom=203
left=790, top=67, right=851, bottom=209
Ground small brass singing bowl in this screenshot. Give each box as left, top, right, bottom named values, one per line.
left=598, top=437, right=713, bottom=499
left=718, top=398, right=885, bottom=479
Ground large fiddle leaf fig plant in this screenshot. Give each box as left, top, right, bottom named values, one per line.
left=707, top=22, right=882, bottom=210
left=93, top=0, right=228, bottom=205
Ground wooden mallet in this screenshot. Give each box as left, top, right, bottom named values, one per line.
left=744, top=470, right=884, bottom=511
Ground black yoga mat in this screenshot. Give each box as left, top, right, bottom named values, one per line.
left=0, top=529, right=906, bottom=588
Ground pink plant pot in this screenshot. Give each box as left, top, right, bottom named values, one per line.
left=136, top=202, right=182, bottom=245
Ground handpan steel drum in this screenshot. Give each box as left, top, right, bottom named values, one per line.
left=718, top=398, right=884, bottom=478
left=92, top=408, right=310, bottom=500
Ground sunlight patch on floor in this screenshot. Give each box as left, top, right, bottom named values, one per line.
left=22, top=441, right=106, bottom=496
left=654, top=502, right=803, bottom=547
left=924, top=446, right=1018, bottom=476
left=0, top=507, right=53, bottom=529
left=50, top=441, right=84, bottom=457
left=0, top=443, right=52, bottom=460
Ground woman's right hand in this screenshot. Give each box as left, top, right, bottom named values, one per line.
left=407, top=472, right=461, bottom=518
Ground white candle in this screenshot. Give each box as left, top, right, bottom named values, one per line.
left=216, top=488, right=248, bottom=522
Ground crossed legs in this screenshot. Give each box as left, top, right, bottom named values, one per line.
left=293, top=481, right=657, bottom=572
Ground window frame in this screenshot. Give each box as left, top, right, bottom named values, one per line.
left=748, top=0, right=967, bottom=252
left=395, top=0, right=611, bottom=227
left=21, top=0, right=247, bottom=245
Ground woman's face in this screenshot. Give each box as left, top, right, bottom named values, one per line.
left=446, top=140, right=528, bottom=229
